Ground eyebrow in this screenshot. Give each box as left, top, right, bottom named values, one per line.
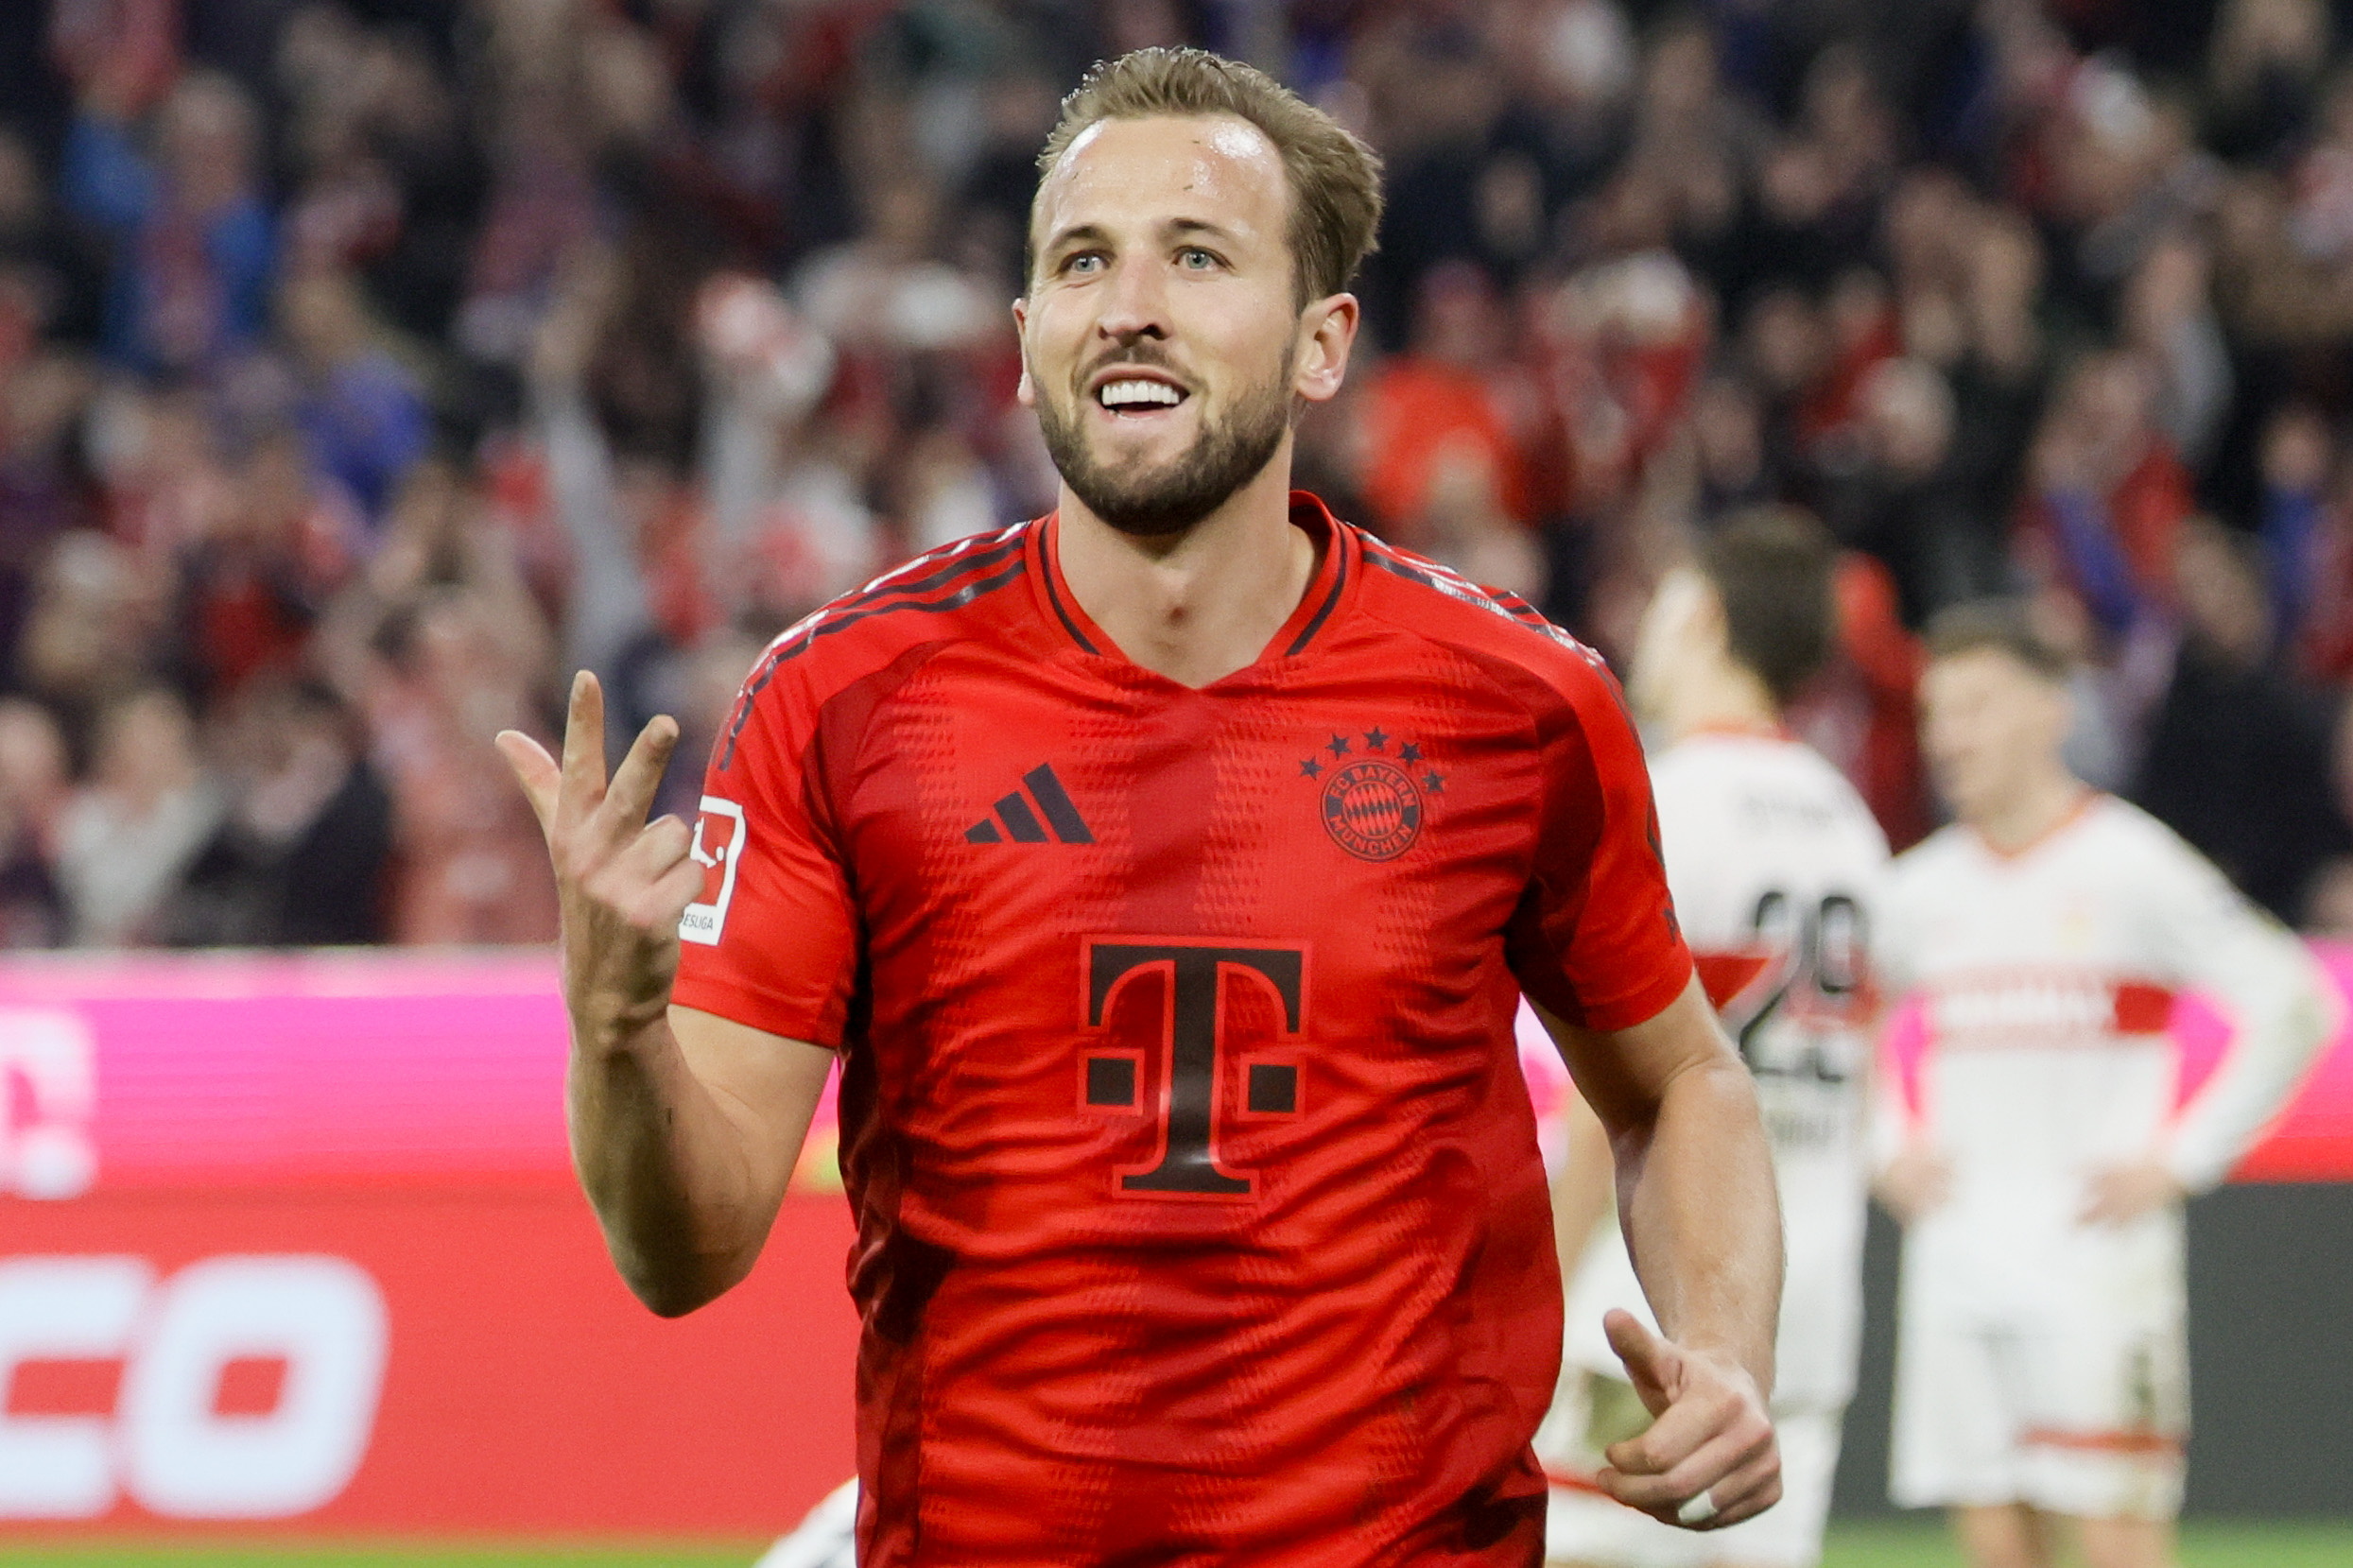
left=1040, top=221, right=1111, bottom=259
left=1165, top=218, right=1243, bottom=247
left=1039, top=216, right=1248, bottom=257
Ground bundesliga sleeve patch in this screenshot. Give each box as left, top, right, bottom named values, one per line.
left=679, top=796, right=746, bottom=946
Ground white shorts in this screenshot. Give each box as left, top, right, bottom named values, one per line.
left=755, top=1477, right=858, bottom=1568
left=1539, top=1371, right=1843, bottom=1568
left=1889, top=1299, right=2186, bottom=1522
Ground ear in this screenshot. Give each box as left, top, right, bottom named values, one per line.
left=1012, top=297, right=1034, bottom=408
left=1291, top=292, right=1360, bottom=405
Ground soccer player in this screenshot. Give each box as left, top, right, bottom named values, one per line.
left=1877, top=602, right=2339, bottom=1568
left=1540, top=510, right=1890, bottom=1568
left=500, top=48, right=1784, bottom=1563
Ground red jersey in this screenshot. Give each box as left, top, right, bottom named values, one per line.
left=673, top=493, right=1690, bottom=1566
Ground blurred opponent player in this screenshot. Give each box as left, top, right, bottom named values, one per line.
left=1877, top=603, right=2338, bottom=1568
left=755, top=1480, right=856, bottom=1568
left=1540, top=510, right=1889, bottom=1568
left=500, top=47, right=1786, bottom=1565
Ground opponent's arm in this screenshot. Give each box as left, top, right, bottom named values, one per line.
left=1537, top=976, right=1783, bottom=1528
left=1549, top=1080, right=1618, bottom=1294
left=501, top=672, right=836, bottom=1316
left=2087, top=846, right=2340, bottom=1220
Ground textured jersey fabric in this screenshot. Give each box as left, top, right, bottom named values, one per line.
left=1559, top=731, right=1889, bottom=1415
left=672, top=493, right=1692, bottom=1567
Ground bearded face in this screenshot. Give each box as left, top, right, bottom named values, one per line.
left=1030, top=337, right=1294, bottom=538
left=1018, top=114, right=1324, bottom=542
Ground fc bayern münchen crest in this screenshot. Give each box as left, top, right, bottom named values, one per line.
left=1298, top=728, right=1443, bottom=862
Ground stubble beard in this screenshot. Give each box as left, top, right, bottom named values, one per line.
left=1034, top=348, right=1295, bottom=539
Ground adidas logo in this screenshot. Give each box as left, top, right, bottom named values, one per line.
left=966, top=765, right=1095, bottom=844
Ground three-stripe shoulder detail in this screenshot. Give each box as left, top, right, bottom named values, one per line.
left=1358, top=536, right=1578, bottom=649
left=717, top=525, right=1032, bottom=770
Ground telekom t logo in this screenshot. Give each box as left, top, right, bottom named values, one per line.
left=1081, top=940, right=1306, bottom=1198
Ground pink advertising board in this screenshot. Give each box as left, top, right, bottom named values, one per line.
left=2, top=944, right=2349, bottom=1202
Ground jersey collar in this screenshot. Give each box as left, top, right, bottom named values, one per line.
left=1971, top=787, right=2102, bottom=862
left=1028, top=491, right=1359, bottom=675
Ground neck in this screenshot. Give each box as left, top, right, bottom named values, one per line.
left=1661, top=656, right=1781, bottom=746
left=1054, top=440, right=1316, bottom=688
left=1969, top=762, right=2087, bottom=853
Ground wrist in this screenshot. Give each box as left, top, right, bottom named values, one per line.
left=569, top=991, right=675, bottom=1060
left=1676, top=1337, right=1772, bottom=1397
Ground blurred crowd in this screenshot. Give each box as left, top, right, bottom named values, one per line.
left=7, top=0, right=2353, bottom=947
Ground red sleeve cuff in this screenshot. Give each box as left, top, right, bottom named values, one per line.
left=1566, top=948, right=1695, bottom=1035
left=670, top=971, right=844, bottom=1048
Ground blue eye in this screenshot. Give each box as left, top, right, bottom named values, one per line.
left=1180, top=248, right=1216, bottom=269
left=1065, top=253, right=1103, bottom=275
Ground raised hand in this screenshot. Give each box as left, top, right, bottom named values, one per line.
left=496, top=672, right=703, bottom=1053
left=1597, top=1308, right=1781, bottom=1531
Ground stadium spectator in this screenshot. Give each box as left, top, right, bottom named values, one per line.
left=54, top=684, right=220, bottom=945
left=280, top=265, right=431, bottom=530
left=156, top=673, right=392, bottom=947
left=2130, top=517, right=2350, bottom=921
left=0, top=0, right=2344, bottom=951
left=0, top=696, right=69, bottom=946
left=61, top=70, right=274, bottom=373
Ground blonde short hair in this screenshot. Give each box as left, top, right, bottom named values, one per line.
left=1033, top=47, right=1384, bottom=307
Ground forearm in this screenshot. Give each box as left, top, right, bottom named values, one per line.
left=1615, top=1056, right=1783, bottom=1394
left=566, top=1012, right=782, bottom=1316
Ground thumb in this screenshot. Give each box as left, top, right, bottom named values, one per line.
left=1604, top=1308, right=1679, bottom=1417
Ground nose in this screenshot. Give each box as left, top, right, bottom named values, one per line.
left=1095, top=254, right=1172, bottom=346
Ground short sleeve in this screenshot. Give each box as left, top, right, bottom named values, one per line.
left=670, top=666, right=861, bottom=1046
left=1505, top=655, right=1692, bottom=1032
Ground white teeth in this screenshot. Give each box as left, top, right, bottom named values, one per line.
left=1098, top=379, right=1184, bottom=408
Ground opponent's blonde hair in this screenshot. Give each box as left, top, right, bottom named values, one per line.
left=1031, top=47, right=1384, bottom=307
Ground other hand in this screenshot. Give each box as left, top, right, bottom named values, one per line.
left=496, top=672, right=701, bottom=1052
left=1875, top=1142, right=1952, bottom=1225
left=1597, top=1309, right=1780, bottom=1531
left=2079, top=1158, right=2186, bottom=1226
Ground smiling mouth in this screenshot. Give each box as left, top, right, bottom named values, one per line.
left=1093, top=377, right=1189, bottom=417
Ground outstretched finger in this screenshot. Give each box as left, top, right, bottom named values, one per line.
left=558, top=671, right=609, bottom=828
left=600, top=715, right=682, bottom=836
left=1604, top=1309, right=1678, bottom=1416
left=494, top=730, right=562, bottom=834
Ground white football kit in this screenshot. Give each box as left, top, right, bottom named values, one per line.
left=1878, top=795, right=2335, bottom=1522
left=1541, top=731, right=1891, bottom=1568
left=757, top=1478, right=858, bottom=1568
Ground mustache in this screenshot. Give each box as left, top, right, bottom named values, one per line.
left=1078, top=346, right=1189, bottom=388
